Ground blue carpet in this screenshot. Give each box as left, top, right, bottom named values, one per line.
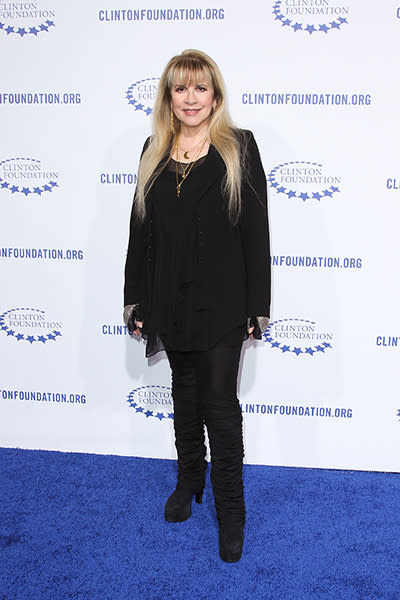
left=0, top=448, right=398, bottom=600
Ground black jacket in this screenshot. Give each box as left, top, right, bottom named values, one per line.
left=124, top=130, right=271, bottom=339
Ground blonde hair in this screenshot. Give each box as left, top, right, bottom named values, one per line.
left=135, top=49, right=244, bottom=224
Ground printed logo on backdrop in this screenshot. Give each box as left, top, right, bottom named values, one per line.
left=386, top=176, right=400, bottom=191
left=127, top=385, right=173, bottom=420
left=0, top=2, right=56, bottom=37
left=263, top=318, right=333, bottom=356
left=0, top=158, right=59, bottom=197
left=268, top=161, right=340, bottom=202
left=126, top=78, right=160, bottom=116
left=376, top=335, right=399, bottom=349
left=273, top=0, right=349, bottom=34
left=0, top=308, right=62, bottom=344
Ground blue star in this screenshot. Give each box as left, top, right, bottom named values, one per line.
left=43, top=184, right=51, bottom=191
left=27, top=336, right=35, bottom=344
left=128, top=99, right=136, bottom=105
left=319, top=24, right=329, bottom=33
left=292, top=22, right=302, bottom=31
left=16, top=333, right=24, bottom=341
left=275, top=14, right=284, bottom=21
left=323, top=342, right=332, bottom=349
left=323, top=189, right=333, bottom=197
left=53, top=331, right=62, bottom=337
left=11, top=185, right=19, bottom=193
left=277, top=186, right=286, bottom=194
left=338, top=17, right=347, bottom=24
left=1, top=325, right=8, bottom=331
left=330, top=21, right=340, bottom=29
left=281, top=345, right=290, bottom=353
left=299, top=192, right=309, bottom=201
left=287, top=190, right=297, bottom=198
left=282, top=18, right=291, bottom=27
left=17, top=27, right=27, bottom=36
left=47, top=333, right=55, bottom=340
left=21, top=187, right=31, bottom=196
left=135, top=103, right=144, bottom=111
left=270, top=181, right=278, bottom=188
left=38, top=336, right=47, bottom=343
left=40, top=23, right=49, bottom=31
left=136, top=406, right=144, bottom=413
left=0, top=22, right=4, bottom=29
left=33, top=187, right=43, bottom=195
left=46, top=20, right=55, bottom=27
left=312, top=192, right=322, bottom=201
left=128, top=401, right=137, bottom=408
left=305, top=24, right=316, bottom=34
left=271, top=341, right=280, bottom=348
left=156, top=412, right=165, bottom=421
left=145, top=410, right=153, bottom=418
left=331, top=186, right=339, bottom=193
left=29, top=27, right=38, bottom=35
left=315, top=345, right=325, bottom=352
left=305, top=347, right=315, bottom=355
left=49, top=181, right=58, bottom=187
left=6, top=25, right=14, bottom=34
left=292, top=347, right=303, bottom=355
left=1, top=181, right=9, bottom=188
left=6, top=330, right=15, bottom=336
left=144, top=107, right=152, bottom=116
left=167, top=413, right=174, bottom=419
left=264, top=336, right=273, bottom=343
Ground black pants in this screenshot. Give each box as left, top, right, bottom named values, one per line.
left=167, top=336, right=244, bottom=525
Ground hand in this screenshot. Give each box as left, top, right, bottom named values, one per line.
left=248, top=325, right=255, bottom=340
left=124, top=305, right=143, bottom=337
left=133, top=321, right=143, bottom=337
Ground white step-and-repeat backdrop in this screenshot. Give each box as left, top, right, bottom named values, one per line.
left=1, top=1, right=399, bottom=471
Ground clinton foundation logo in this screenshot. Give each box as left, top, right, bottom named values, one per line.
left=273, top=0, right=349, bottom=34
left=127, top=385, right=173, bottom=421
left=0, top=307, right=62, bottom=344
left=263, top=318, right=333, bottom=356
left=268, top=161, right=340, bottom=202
left=0, top=2, right=56, bottom=37
left=0, top=157, right=59, bottom=197
left=125, top=78, right=160, bottom=116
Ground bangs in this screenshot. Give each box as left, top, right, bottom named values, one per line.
left=167, top=58, right=212, bottom=89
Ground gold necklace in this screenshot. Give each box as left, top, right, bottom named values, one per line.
left=174, top=137, right=208, bottom=197
left=179, top=137, right=207, bottom=160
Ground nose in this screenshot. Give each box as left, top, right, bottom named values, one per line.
left=185, top=88, right=197, bottom=104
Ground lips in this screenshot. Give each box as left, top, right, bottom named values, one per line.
left=183, top=109, right=201, bottom=116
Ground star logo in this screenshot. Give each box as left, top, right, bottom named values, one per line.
left=263, top=318, right=334, bottom=357
left=272, top=0, right=349, bottom=35
left=127, top=385, right=173, bottom=421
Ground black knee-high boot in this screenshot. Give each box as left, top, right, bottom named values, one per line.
left=165, top=351, right=208, bottom=521
left=196, top=341, right=245, bottom=561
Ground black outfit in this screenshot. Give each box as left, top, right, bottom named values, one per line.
left=124, top=129, right=270, bottom=534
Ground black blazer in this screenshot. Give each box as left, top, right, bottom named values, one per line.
left=124, top=130, right=271, bottom=338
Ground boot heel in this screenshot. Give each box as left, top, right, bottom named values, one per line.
left=195, top=491, right=203, bottom=504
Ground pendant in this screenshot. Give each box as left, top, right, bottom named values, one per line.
left=184, top=151, right=189, bottom=159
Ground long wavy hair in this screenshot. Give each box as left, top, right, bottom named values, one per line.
left=135, top=49, right=245, bottom=224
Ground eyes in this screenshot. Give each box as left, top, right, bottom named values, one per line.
left=173, top=84, right=209, bottom=93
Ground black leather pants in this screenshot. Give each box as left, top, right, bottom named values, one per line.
left=167, top=337, right=244, bottom=525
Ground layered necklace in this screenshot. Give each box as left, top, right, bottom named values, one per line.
left=173, top=135, right=208, bottom=197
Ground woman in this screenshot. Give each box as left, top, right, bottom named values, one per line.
left=124, top=49, right=270, bottom=562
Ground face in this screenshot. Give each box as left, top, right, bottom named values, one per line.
left=170, top=76, right=216, bottom=132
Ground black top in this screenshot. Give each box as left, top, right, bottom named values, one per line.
left=124, top=130, right=271, bottom=358
left=144, top=156, right=207, bottom=355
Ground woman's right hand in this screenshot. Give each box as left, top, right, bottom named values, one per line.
left=123, top=305, right=143, bottom=337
